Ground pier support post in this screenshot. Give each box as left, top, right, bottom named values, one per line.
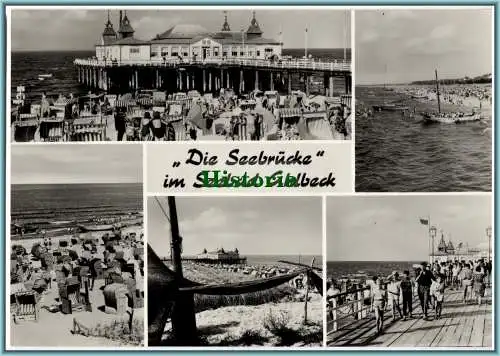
left=329, top=76, right=334, bottom=97
left=156, top=69, right=159, bottom=89
left=202, top=69, right=206, bottom=93
left=255, top=70, right=259, bottom=91
left=345, top=75, right=350, bottom=94
left=220, top=69, right=224, bottom=89
left=288, top=72, right=292, bottom=94
left=191, top=73, right=195, bottom=91
left=270, top=72, right=274, bottom=91
left=135, top=70, right=139, bottom=91
left=239, top=70, right=244, bottom=93
left=226, top=71, right=230, bottom=89
left=305, top=74, right=310, bottom=96
left=208, top=71, right=212, bottom=92
left=179, top=71, right=183, bottom=91
left=186, top=73, right=190, bottom=90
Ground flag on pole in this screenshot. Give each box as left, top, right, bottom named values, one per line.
left=419, top=218, right=429, bottom=225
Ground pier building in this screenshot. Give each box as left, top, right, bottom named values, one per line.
left=74, top=10, right=352, bottom=96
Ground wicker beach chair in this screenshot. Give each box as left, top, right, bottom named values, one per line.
left=60, top=280, right=85, bottom=314
left=12, top=291, right=40, bottom=323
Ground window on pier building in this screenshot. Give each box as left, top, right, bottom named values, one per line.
left=232, top=51, right=238, bottom=57
left=223, top=51, right=227, bottom=57
left=130, top=47, right=140, bottom=54
left=214, top=47, right=220, bottom=57
left=265, top=48, right=273, bottom=53
left=161, top=47, right=169, bottom=57
left=257, top=50, right=261, bottom=57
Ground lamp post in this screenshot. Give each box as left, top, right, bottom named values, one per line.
left=430, top=226, right=437, bottom=264
left=486, top=226, right=492, bottom=261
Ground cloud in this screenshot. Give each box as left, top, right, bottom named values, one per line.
left=359, top=30, right=379, bottom=43
left=181, top=207, right=228, bottom=233
left=430, top=24, right=456, bottom=40
left=385, top=10, right=417, bottom=20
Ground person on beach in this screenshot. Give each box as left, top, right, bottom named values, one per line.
left=371, top=276, right=387, bottom=335
left=430, top=275, right=445, bottom=319
left=114, top=107, right=126, bottom=141
left=416, top=262, right=435, bottom=320
left=388, top=272, right=403, bottom=321
left=473, top=265, right=486, bottom=305
left=400, top=270, right=414, bottom=320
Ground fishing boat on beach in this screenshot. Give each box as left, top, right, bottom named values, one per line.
left=78, top=223, right=114, bottom=232
left=420, top=70, right=482, bottom=124
left=38, top=74, right=53, bottom=81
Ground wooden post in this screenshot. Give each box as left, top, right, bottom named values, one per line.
left=168, top=196, right=198, bottom=345
left=303, top=257, right=315, bottom=324
left=288, top=71, right=292, bottom=94
left=255, top=70, right=259, bottom=90
left=332, top=297, right=338, bottom=331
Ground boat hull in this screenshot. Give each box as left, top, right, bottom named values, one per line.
left=422, top=113, right=481, bottom=124
left=78, top=224, right=114, bottom=232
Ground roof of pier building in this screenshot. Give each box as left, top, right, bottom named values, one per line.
left=149, top=12, right=280, bottom=46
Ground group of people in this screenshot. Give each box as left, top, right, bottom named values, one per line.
left=327, top=258, right=492, bottom=336
left=370, top=259, right=491, bottom=334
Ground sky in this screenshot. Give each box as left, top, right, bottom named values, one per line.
left=148, top=196, right=322, bottom=257
left=10, top=8, right=351, bottom=51
left=327, top=195, right=492, bottom=262
left=11, top=144, right=142, bottom=184
left=356, top=8, right=493, bottom=84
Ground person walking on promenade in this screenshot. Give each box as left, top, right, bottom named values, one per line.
left=461, top=263, right=473, bottom=304
left=371, top=276, right=387, bottom=335
left=400, top=270, right=414, bottom=320
left=416, top=262, right=435, bottom=320
left=388, top=272, right=403, bottom=321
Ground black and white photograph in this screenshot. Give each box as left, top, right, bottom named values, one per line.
left=325, top=195, right=493, bottom=348
left=9, top=145, right=144, bottom=348
left=147, top=196, right=323, bottom=347
left=10, top=7, right=352, bottom=142
left=355, top=8, right=493, bottom=192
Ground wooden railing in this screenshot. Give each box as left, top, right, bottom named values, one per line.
left=74, top=57, right=352, bottom=72
left=327, top=284, right=374, bottom=334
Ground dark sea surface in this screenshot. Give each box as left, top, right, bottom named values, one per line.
left=355, top=86, right=492, bottom=192
left=11, top=48, right=351, bottom=101
left=327, top=261, right=421, bottom=280
left=11, top=183, right=143, bottom=224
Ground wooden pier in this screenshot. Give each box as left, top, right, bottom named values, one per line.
left=73, top=57, right=352, bottom=96
left=327, top=288, right=492, bottom=348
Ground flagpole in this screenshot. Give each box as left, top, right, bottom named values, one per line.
left=305, top=25, right=308, bottom=58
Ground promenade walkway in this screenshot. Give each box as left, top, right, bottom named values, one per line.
left=327, top=289, right=492, bottom=348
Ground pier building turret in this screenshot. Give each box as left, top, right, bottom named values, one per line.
left=101, top=11, right=117, bottom=45
left=246, top=11, right=263, bottom=39
left=118, top=10, right=135, bottom=39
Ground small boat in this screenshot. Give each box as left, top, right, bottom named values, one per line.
left=421, top=69, right=482, bottom=124
left=421, top=112, right=481, bottom=124
left=38, top=74, right=53, bottom=79
left=372, top=103, right=409, bottom=112
left=78, top=224, right=114, bottom=232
